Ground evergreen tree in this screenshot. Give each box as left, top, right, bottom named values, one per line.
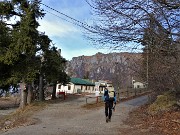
left=42, top=46, right=70, bottom=100
left=0, top=0, right=45, bottom=108
left=0, top=0, right=70, bottom=106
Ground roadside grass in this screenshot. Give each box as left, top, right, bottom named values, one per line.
left=0, top=101, right=48, bottom=131
left=148, top=91, right=178, bottom=114
left=126, top=102, right=180, bottom=135
left=124, top=90, right=180, bottom=135
left=0, top=97, right=20, bottom=109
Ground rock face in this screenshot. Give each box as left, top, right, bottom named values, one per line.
left=66, top=52, right=142, bottom=88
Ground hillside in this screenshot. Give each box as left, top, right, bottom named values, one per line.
left=66, top=52, right=142, bottom=88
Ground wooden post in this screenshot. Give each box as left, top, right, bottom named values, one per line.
left=63, top=92, right=65, bottom=100
left=96, top=96, right=98, bottom=103
left=59, top=92, right=65, bottom=100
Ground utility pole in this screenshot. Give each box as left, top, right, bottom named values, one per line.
left=115, top=62, right=120, bottom=102
left=146, top=45, right=149, bottom=90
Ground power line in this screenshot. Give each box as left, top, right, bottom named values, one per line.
left=43, top=9, right=83, bottom=28
left=41, top=3, right=143, bottom=58
left=41, top=3, right=95, bottom=31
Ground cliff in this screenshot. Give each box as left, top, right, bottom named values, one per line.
left=66, top=52, right=142, bottom=88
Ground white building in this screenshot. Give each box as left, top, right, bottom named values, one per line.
left=95, top=80, right=114, bottom=94
left=133, top=82, right=146, bottom=89
left=56, top=78, right=95, bottom=97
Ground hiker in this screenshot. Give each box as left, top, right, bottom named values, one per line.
left=104, top=86, right=116, bottom=123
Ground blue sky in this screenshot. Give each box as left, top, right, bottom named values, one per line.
left=38, top=0, right=109, bottom=60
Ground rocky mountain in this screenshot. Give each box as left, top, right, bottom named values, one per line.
left=66, top=52, right=142, bottom=88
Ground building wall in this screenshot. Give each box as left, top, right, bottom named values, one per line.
left=74, top=85, right=82, bottom=93
left=133, top=82, right=145, bottom=89
left=56, top=83, right=74, bottom=96
left=56, top=83, right=95, bottom=97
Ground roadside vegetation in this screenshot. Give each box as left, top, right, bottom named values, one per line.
left=0, top=101, right=48, bottom=131
left=0, top=0, right=70, bottom=109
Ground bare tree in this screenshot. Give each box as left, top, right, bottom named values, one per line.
left=86, top=0, right=179, bottom=49
left=85, top=0, right=179, bottom=98
left=142, top=16, right=180, bottom=94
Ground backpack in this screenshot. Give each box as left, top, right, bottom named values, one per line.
left=108, top=87, right=115, bottom=98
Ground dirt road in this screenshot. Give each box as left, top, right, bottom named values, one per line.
left=0, top=95, right=149, bottom=135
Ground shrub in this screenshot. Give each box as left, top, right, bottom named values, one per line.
left=148, top=91, right=177, bottom=114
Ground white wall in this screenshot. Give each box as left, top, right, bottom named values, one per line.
left=56, top=83, right=95, bottom=97
left=133, top=82, right=145, bottom=88
left=74, top=85, right=81, bottom=93
left=56, top=83, right=74, bottom=96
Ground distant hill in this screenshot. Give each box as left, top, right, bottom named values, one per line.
left=66, top=52, right=143, bottom=88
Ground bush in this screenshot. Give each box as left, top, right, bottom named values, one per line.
left=148, top=91, right=177, bottom=114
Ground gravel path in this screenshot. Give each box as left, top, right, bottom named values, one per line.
left=0, top=95, right=148, bottom=135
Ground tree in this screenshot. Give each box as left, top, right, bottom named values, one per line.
left=86, top=0, right=179, bottom=49
left=0, top=0, right=70, bottom=105
left=86, top=0, right=179, bottom=96
left=42, top=46, right=70, bottom=100
left=141, top=16, right=180, bottom=95
left=0, top=0, right=46, bottom=108
left=0, top=21, right=14, bottom=89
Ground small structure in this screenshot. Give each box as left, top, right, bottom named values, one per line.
left=95, top=80, right=114, bottom=94
left=56, top=78, right=95, bottom=97
left=133, top=82, right=146, bottom=89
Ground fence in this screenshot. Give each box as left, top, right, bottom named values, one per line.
left=117, top=88, right=150, bottom=101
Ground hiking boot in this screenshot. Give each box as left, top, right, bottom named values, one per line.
left=106, top=116, right=109, bottom=123
left=108, top=118, right=111, bottom=122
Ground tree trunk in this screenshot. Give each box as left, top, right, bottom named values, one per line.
left=116, top=87, right=120, bottom=102
left=39, top=75, right=44, bottom=101
left=51, top=82, right=57, bottom=100
left=27, top=83, right=33, bottom=104
left=19, top=82, right=27, bottom=109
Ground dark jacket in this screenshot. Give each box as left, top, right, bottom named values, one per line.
left=104, top=88, right=116, bottom=102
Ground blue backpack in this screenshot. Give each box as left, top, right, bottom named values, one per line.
left=104, top=88, right=116, bottom=102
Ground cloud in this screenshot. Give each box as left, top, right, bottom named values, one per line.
left=37, top=0, right=100, bottom=60
left=38, top=19, right=79, bottom=38
left=61, top=47, right=106, bottom=61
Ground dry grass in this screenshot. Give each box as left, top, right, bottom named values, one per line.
left=148, top=91, right=177, bottom=114
left=0, top=101, right=48, bottom=131
left=125, top=104, right=180, bottom=135
left=0, top=97, right=20, bottom=109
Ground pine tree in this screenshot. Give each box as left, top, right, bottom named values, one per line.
left=42, top=46, right=70, bottom=100
left=0, top=0, right=45, bottom=108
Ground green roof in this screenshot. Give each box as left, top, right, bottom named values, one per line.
left=70, top=78, right=95, bottom=86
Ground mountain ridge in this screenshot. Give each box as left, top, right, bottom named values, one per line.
left=66, top=52, right=142, bottom=88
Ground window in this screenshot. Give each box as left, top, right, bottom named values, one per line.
left=58, top=85, right=61, bottom=89
left=68, top=85, right=71, bottom=90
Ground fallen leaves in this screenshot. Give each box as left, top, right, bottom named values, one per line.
left=126, top=105, right=180, bottom=135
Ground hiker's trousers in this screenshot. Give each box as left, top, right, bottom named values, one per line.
left=105, top=100, right=113, bottom=119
